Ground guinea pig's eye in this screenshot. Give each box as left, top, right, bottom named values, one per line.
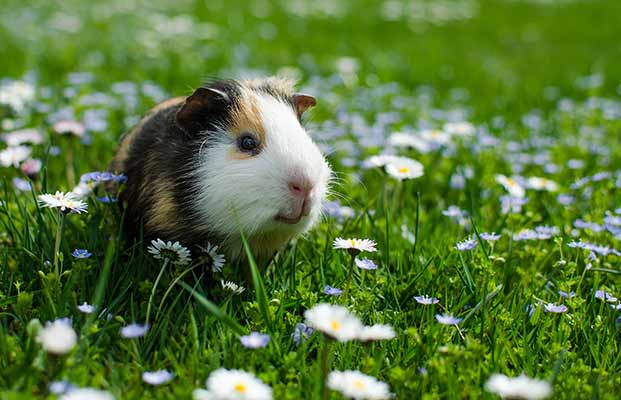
left=238, top=133, right=260, bottom=153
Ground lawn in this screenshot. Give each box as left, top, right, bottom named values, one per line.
left=1, top=0, right=621, bottom=398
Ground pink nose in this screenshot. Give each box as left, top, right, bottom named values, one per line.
left=288, top=179, right=313, bottom=198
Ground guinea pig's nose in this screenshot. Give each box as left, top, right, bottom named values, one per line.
left=288, top=178, right=313, bottom=198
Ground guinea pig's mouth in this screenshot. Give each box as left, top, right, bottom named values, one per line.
left=275, top=198, right=311, bottom=225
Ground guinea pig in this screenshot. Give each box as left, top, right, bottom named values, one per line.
left=110, top=77, right=332, bottom=263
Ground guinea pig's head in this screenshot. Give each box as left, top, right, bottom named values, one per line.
left=176, top=78, right=331, bottom=255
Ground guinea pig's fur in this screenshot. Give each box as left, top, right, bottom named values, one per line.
left=110, top=77, right=331, bottom=262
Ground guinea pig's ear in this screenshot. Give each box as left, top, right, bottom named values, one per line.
left=176, top=87, right=230, bottom=133
left=292, top=93, right=316, bottom=118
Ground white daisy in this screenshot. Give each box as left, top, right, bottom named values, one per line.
left=0, top=145, right=31, bottom=167
left=327, top=370, right=391, bottom=400
left=304, top=303, right=363, bottom=342
left=2, top=128, right=43, bottom=146
left=526, top=177, right=558, bottom=192
left=198, top=242, right=226, bottom=272
left=221, top=280, right=245, bottom=295
left=363, top=154, right=399, bottom=168
left=419, top=129, right=452, bottom=145
left=358, top=324, right=396, bottom=342
left=444, top=121, right=476, bottom=137
left=204, top=368, right=273, bottom=400
left=120, top=323, right=150, bottom=338
left=60, top=388, right=115, bottom=400
left=387, top=132, right=433, bottom=153
left=495, top=175, right=526, bottom=198
left=38, top=191, right=88, bottom=214
left=53, top=120, right=86, bottom=137
left=384, top=157, right=424, bottom=181
left=485, top=373, right=552, bottom=399
left=142, top=370, right=174, bottom=386
left=192, top=389, right=215, bottom=400
left=333, top=238, right=377, bottom=255
left=147, top=239, right=191, bottom=266
left=36, top=318, right=77, bottom=355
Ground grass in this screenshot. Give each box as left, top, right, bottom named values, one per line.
left=2, top=0, right=621, bottom=398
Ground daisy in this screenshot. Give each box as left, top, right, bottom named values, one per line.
left=197, top=242, right=225, bottom=272
left=220, top=280, right=245, bottom=295
left=355, top=258, right=378, bottom=270
left=60, top=388, right=115, bottom=400
left=496, top=175, right=526, bottom=198
left=202, top=368, right=273, bottom=400
left=414, top=295, right=440, bottom=305
left=304, top=303, right=363, bottom=342
left=147, top=239, right=191, bottom=266
left=363, top=154, right=399, bottom=168
left=38, top=191, right=88, bottom=214
left=2, top=128, right=43, bottom=146
left=142, top=370, right=174, bottom=386
left=36, top=318, right=77, bottom=355
left=333, top=238, right=377, bottom=255
left=435, top=313, right=462, bottom=325
left=358, top=324, right=396, bottom=342
left=419, top=128, right=452, bottom=145
left=240, top=332, right=270, bottom=349
left=120, top=323, right=150, bottom=338
left=485, top=373, right=552, bottom=399
left=444, top=121, right=476, bottom=137
left=327, top=370, right=391, bottom=400
left=384, top=157, right=424, bottom=180
left=20, top=158, right=42, bottom=178
left=527, top=176, right=558, bottom=192
left=0, top=145, right=31, bottom=168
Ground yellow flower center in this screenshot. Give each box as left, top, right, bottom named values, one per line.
left=234, top=383, right=247, bottom=393
left=507, top=179, right=517, bottom=187
left=349, top=239, right=357, bottom=247
left=331, top=320, right=341, bottom=331
left=398, top=167, right=409, bottom=173
left=353, top=380, right=366, bottom=389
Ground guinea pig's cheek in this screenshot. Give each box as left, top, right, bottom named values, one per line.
left=227, top=147, right=253, bottom=160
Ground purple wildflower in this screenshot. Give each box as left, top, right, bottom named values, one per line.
left=355, top=258, right=378, bottom=270
left=72, top=249, right=92, bottom=259
left=120, top=323, right=150, bottom=338
left=240, top=332, right=270, bottom=349
left=435, top=313, right=462, bottom=325
left=557, top=194, right=575, bottom=206
left=292, top=323, right=314, bottom=346
left=500, top=195, right=528, bottom=214
left=323, top=285, right=343, bottom=296
left=594, top=290, right=618, bottom=303
left=480, top=232, right=501, bottom=241
left=142, top=370, right=174, bottom=385
left=544, top=303, right=568, bottom=313
left=558, top=290, right=575, bottom=299
left=455, top=237, right=478, bottom=251
left=77, top=302, right=96, bottom=314
left=414, top=295, right=440, bottom=305
left=574, top=219, right=605, bottom=232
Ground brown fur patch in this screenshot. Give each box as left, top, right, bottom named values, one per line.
left=111, top=97, right=185, bottom=173
left=144, top=179, right=177, bottom=233
left=227, top=90, right=266, bottom=160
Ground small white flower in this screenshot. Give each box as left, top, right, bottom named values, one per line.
left=387, top=133, right=433, bottom=153
left=485, top=373, right=552, bottom=399
left=0, top=80, right=35, bottom=112
left=142, top=370, right=174, bottom=386
left=327, top=370, right=391, bottom=400
left=147, top=239, right=191, bottom=266
left=36, top=318, right=77, bottom=355
left=419, top=129, right=452, bottom=145
left=0, top=145, right=31, bottom=167
left=198, top=242, right=226, bottom=272
left=333, top=238, right=377, bottom=254
left=203, top=368, right=273, bottom=400
left=38, top=191, right=88, bottom=214
left=60, top=388, right=115, bottom=400
left=358, top=324, right=396, bottom=342
left=363, top=154, right=399, bottom=168
left=304, top=303, right=363, bottom=342
left=384, top=157, right=424, bottom=181
left=192, top=389, right=215, bottom=400
left=221, top=280, right=245, bottom=295
left=2, top=128, right=43, bottom=146
left=495, top=175, right=526, bottom=198
left=77, top=302, right=95, bottom=314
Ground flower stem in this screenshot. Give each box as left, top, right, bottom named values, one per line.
left=53, top=211, right=65, bottom=276
left=146, top=258, right=169, bottom=325
left=343, top=254, right=356, bottom=300
left=320, top=338, right=331, bottom=400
